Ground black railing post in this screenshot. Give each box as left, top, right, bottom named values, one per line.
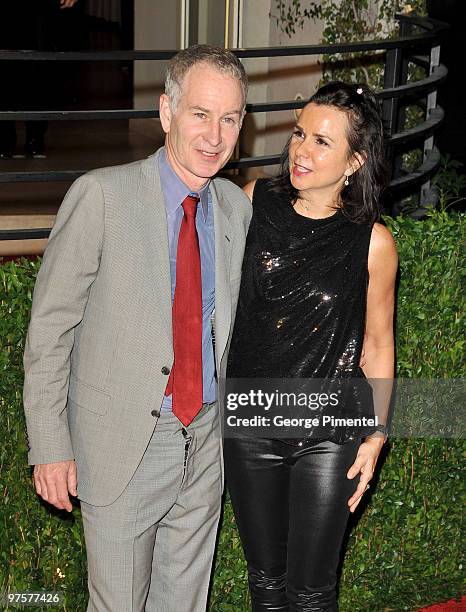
left=383, top=18, right=411, bottom=214
left=420, top=43, right=441, bottom=209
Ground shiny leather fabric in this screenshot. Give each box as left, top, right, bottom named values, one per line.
left=224, top=435, right=361, bottom=611
left=227, top=178, right=376, bottom=445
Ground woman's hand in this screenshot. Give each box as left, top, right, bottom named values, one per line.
left=346, top=436, right=385, bottom=513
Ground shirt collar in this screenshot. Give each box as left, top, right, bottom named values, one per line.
left=158, top=146, right=210, bottom=221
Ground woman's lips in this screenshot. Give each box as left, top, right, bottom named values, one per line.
left=292, top=163, right=311, bottom=177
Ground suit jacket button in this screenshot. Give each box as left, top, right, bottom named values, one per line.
left=151, top=409, right=160, bottom=417
left=161, top=366, right=170, bottom=375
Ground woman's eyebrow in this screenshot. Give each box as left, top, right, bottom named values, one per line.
left=313, top=131, right=334, bottom=142
left=294, top=125, right=335, bottom=143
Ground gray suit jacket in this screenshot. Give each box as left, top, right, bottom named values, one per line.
left=23, top=148, right=252, bottom=506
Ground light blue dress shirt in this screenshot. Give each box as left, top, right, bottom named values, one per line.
left=158, top=147, right=216, bottom=412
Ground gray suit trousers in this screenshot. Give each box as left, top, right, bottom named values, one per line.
left=80, top=402, right=222, bottom=612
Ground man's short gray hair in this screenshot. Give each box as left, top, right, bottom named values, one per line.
left=165, top=44, right=248, bottom=113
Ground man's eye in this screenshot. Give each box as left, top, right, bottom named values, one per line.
left=194, top=112, right=206, bottom=119
left=223, top=117, right=236, bottom=125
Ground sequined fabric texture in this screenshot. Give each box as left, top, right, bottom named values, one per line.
left=227, top=178, right=376, bottom=444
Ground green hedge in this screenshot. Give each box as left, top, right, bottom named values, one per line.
left=1, top=210, right=464, bottom=611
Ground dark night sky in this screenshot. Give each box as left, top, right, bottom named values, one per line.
left=427, top=0, right=466, bottom=175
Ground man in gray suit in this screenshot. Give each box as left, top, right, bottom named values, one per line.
left=23, top=44, right=251, bottom=611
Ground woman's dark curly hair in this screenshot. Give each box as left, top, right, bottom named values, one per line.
left=270, top=81, right=389, bottom=224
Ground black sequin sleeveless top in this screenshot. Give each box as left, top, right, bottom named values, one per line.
left=227, top=178, right=377, bottom=445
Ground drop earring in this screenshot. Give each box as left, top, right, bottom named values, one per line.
left=344, top=174, right=350, bottom=186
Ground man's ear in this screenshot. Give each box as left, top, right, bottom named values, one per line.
left=159, top=94, right=172, bottom=134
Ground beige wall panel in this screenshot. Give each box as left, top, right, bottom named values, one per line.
left=133, top=0, right=181, bottom=138
left=239, top=0, right=323, bottom=180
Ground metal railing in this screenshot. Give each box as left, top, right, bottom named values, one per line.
left=0, top=13, right=448, bottom=241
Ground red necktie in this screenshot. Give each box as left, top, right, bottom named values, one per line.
left=165, top=195, right=203, bottom=426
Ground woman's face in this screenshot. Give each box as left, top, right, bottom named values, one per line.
left=289, top=102, right=357, bottom=200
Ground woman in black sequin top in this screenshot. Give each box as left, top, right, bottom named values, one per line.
left=224, top=82, right=398, bottom=611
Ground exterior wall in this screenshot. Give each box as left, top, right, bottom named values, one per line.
left=239, top=0, right=324, bottom=181
left=134, top=0, right=181, bottom=109
left=239, top=1, right=272, bottom=176
left=132, top=0, right=181, bottom=140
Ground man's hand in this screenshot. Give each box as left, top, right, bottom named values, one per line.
left=33, top=460, right=77, bottom=512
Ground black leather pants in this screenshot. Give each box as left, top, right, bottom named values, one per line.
left=224, top=436, right=361, bottom=611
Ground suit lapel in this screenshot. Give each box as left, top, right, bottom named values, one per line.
left=211, top=180, right=233, bottom=372
left=137, top=150, right=173, bottom=346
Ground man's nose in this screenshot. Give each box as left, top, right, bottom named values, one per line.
left=205, top=121, right=222, bottom=146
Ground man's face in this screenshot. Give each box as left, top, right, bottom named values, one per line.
left=159, top=62, right=244, bottom=191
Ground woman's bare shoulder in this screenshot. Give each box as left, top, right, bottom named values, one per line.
left=242, top=179, right=257, bottom=201
left=368, top=223, right=398, bottom=271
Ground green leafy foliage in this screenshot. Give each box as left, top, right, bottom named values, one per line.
left=272, top=1, right=427, bottom=40
left=270, top=0, right=316, bottom=37
left=271, top=0, right=427, bottom=86
left=1, top=210, right=464, bottom=610
left=433, top=155, right=466, bottom=212
left=0, top=260, right=87, bottom=612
